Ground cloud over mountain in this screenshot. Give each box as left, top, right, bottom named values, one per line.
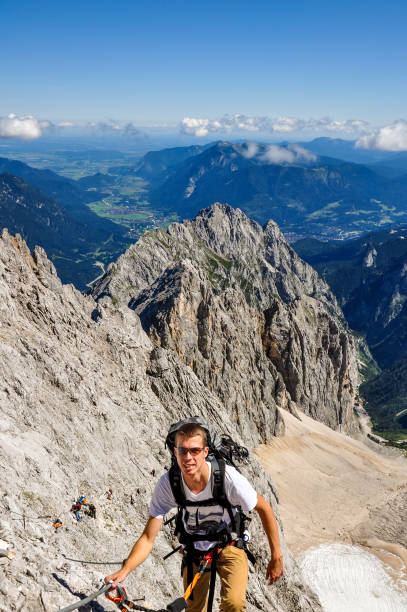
left=242, top=142, right=317, bottom=164
left=0, top=114, right=52, bottom=140
left=356, top=120, right=407, bottom=151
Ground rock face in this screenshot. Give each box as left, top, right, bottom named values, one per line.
left=93, top=203, right=359, bottom=439
left=0, top=228, right=321, bottom=610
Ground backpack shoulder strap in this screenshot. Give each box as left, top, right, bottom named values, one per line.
left=210, top=455, right=227, bottom=502
left=169, top=463, right=186, bottom=507
left=211, top=454, right=239, bottom=534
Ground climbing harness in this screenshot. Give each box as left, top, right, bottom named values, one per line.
left=105, top=551, right=213, bottom=612
left=183, top=547, right=213, bottom=602
left=184, top=540, right=254, bottom=612
left=57, top=581, right=112, bottom=612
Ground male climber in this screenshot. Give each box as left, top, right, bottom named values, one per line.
left=106, top=420, right=283, bottom=611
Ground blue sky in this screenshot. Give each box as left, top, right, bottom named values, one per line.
left=2, top=0, right=407, bottom=146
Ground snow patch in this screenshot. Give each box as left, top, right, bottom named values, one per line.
left=299, top=543, right=407, bottom=612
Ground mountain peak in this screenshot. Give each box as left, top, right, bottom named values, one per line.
left=91, top=204, right=357, bottom=438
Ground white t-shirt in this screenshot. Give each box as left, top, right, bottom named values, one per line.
left=149, top=461, right=257, bottom=551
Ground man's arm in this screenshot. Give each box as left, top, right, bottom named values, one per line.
left=254, top=494, right=284, bottom=585
left=105, top=516, right=163, bottom=587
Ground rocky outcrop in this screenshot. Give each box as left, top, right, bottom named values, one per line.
left=93, top=203, right=338, bottom=313
left=0, top=228, right=321, bottom=610
left=94, top=204, right=359, bottom=438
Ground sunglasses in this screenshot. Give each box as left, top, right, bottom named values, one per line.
left=176, top=447, right=205, bottom=456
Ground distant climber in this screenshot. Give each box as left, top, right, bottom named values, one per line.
left=130, top=494, right=135, bottom=505
left=53, top=519, right=62, bottom=531
left=86, top=503, right=96, bottom=519
left=150, top=468, right=156, bottom=477
left=105, top=488, right=113, bottom=500
left=71, top=502, right=82, bottom=521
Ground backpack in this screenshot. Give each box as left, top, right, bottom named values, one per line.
left=164, top=417, right=253, bottom=555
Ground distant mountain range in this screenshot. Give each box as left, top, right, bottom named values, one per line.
left=301, top=138, right=407, bottom=179
left=294, top=227, right=407, bottom=437
left=293, top=228, right=407, bottom=337
left=0, top=170, right=132, bottom=289
left=6, top=140, right=407, bottom=245
left=138, top=141, right=407, bottom=239
left=109, top=143, right=211, bottom=181
left=130, top=144, right=212, bottom=180
left=0, top=157, right=121, bottom=233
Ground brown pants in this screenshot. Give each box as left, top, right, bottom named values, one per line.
left=183, top=546, right=248, bottom=612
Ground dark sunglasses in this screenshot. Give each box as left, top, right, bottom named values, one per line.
left=176, top=447, right=204, bottom=456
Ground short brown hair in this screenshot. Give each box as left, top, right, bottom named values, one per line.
left=175, top=423, right=207, bottom=446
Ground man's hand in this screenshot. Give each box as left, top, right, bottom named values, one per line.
left=104, top=516, right=163, bottom=589
left=104, top=568, right=130, bottom=589
left=255, top=494, right=284, bottom=585
left=266, top=554, right=284, bottom=585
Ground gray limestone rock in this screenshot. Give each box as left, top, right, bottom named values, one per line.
left=0, top=227, right=321, bottom=609
left=93, top=204, right=359, bottom=438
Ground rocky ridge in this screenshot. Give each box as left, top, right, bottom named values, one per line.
left=93, top=203, right=359, bottom=437
left=0, top=228, right=321, bottom=610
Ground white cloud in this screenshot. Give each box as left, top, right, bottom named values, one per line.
left=260, top=144, right=317, bottom=164
left=0, top=114, right=149, bottom=141
left=241, top=142, right=316, bottom=164
left=181, top=114, right=271, bottom=137
left=241, top=142, right=260, bottom=158
left=261, top=145, right=296, bottom=163
left=356, top=120, right=407, bottom=151
left=271, top=117, right=302, bottom=132
left=180, top=114, right=371, bottom=137
left=0, top=114, right=52, bottom=140
left=88, top=119, right=146, bottom=138
left=312, top=118, right=370, bottom=133
left=289, top=144, right=317, bottom=162
left=180, top=117, right=221, bottom=137
left=232, top=114, right=270, bottom=132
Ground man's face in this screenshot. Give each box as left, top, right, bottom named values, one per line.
left=175, top=434, right=208, bottom=478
